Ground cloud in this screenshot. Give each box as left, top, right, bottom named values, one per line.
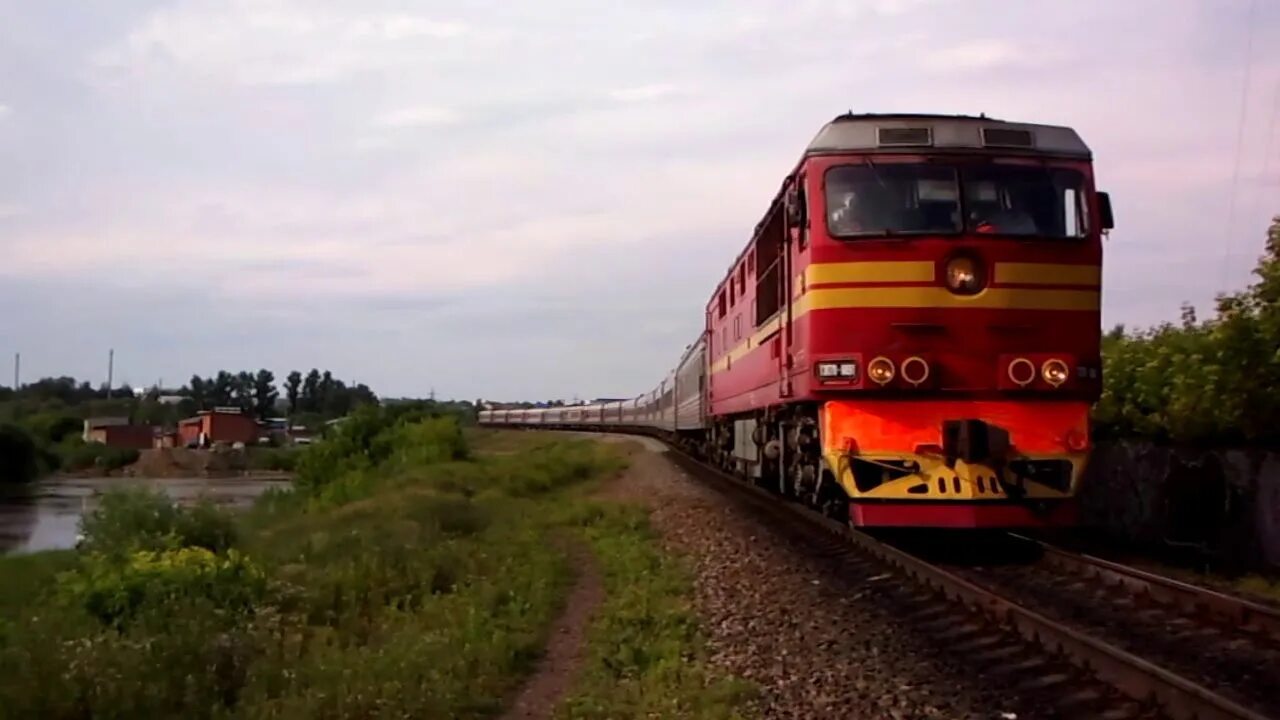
left=918, top=40, right=1021, bottom=72
left=0, top=104, right=10, bottom=119
left=91, top=1, right=472, bottom=86
left=609, top=84, right=681, bottom=103
left=374, top=106, right=462, bottom=128
left=5, top=0, right=1280, bottom=400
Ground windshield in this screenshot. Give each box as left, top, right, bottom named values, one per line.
left=825, top=163, right=1088, bottom=239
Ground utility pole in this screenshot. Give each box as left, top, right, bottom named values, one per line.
left=106, top=349, right=114, bottom=399
left=12, top=352, right=18, bottom=390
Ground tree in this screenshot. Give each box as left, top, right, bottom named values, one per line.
left=301, top=369, right=321, bottom=413
left=318, top=371, right=334, bottom=414
left=285, top=371, right=302, bottom=415
left=350, top=383, right=378, bottom=409
left=232, top=371, right=254, bottom=412
left=1095, top=214, right=1280, bottom=444
left=189, top=375, right=208, bottom=410
left=211, top=371, right=235, bottom=407
left=252, top=369, right=278, bottom=420
left=0, top=424, right=41, bottom=483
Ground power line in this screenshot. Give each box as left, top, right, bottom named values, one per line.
left=1221, top=0, right=1259, bottom=293
left=1261, top=78, right=1280, bottom=209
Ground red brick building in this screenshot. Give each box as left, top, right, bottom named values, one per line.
left=86, top=425, right=156, bottom=450
left=178, top=409, right=259, bottom=447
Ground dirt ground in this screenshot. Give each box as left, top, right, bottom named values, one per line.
left=55, top=447, right=261, bottom=479
left=499, top=539, right=604, bottom=720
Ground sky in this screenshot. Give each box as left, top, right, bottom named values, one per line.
left=1, top=0, right=1278, bottom=402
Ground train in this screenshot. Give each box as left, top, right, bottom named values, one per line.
left=480, top=112, right=1112, bottom=529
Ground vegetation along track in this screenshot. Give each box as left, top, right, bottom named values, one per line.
left=644, top=437, right=1276, bottom=720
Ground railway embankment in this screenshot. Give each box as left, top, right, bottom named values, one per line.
left=591, top=435, right=1101, bottom=719
left=1080, top=443, right=1280, bottom=579
left=0, top=417, right=747, bottom=719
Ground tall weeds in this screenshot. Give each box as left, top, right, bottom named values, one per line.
left=0, top=413, right=623, bottom=719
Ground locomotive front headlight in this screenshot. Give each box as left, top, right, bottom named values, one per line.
left=945, top=255, right=985, bottom=295
left=901, top=356, right=930, bottom=386
left=1042, top=359, right=1069, bottom=387
left=867, top=357, right=895, bottom=385
left=1007, top=357, right=1036, bottom=386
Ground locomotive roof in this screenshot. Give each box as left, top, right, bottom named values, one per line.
left=805, top=113, right=1091, bottom=159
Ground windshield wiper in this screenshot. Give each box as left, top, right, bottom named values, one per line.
left=864, top=158, right=889, bottom=189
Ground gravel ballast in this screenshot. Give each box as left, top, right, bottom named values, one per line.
left=595, top=437, right=1144, bottom=720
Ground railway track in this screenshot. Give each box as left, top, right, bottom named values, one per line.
left=650, top=439, right=1279, bottom=720
left=1009, top=536, right=1280, bottom=643
left=943, top=535, right=1280, bottom=719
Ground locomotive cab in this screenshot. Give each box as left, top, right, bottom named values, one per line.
left=783, top=114, right=1110, bottom=527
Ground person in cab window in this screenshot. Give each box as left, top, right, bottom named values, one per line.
left=829, top=189, right=864, bottom=234
left=830, top=182, right=897, bottom=234
left=966, top=184, right=1037, bottom=235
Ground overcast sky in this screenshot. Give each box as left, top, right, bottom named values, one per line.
left=2, top=0, right=1278, bottom=401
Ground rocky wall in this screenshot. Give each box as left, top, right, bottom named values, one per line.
left=1079, top=443, right=1280, bottom=572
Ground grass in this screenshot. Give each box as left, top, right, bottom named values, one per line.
left=1233, top=575, right=1280, bottom=604
left=0, top=550, right=77, bottom=619
left=0, top=419, right=752, bottom=719
left=558, top=503, right=755, bottom=719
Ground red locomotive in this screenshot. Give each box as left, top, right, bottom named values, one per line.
left=481, top=113, right=1113, bottom=529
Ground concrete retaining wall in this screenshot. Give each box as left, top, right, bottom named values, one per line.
left=1080, top=443, right=1280, bottom=572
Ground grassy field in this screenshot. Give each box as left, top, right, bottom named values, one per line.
left=0, top=415, right=750, bottom=719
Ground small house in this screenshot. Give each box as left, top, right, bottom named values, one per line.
left=86, top=424, right=156, bottom=450
left=178, top=409, right=259, bottom=448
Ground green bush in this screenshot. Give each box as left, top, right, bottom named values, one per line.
left=78, top=487, right=238, bottom=556
left=294, top=408, right=469, bottom=495
left=58, top=437, right=101, bottom=471
left=56, top=439, right=139, bottom=473
left=58, top=547, right=266, bottom=627
left=1095, top=215, right=1280, bottom=445
left=97, top=447, right=139, bottom=472
left=248, top=447, right=299, bottom=472
left=0, top=423, right=41, bottom=483
left=23, top=412, right=82, bottom=445
left=292, top=406, right=391, bottom=491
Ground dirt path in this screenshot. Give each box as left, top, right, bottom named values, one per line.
left=500, top=538, right=604, bottom=720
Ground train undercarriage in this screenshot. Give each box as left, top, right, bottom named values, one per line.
left=695, top=401, right=1085, bottom=528
left=501, top=399, right=1085, bottom=529
left=660, top=400, right=1084, bottom=529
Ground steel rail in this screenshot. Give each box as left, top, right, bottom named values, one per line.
left=1010, top=533, right=1280, bottom=643
left=657, top=442, right=1273, bottom=720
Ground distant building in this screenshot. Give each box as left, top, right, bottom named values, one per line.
left=83, top=417, right=129, bottom=442
left=87, top=424, right=156, bottom=450
left=178, top=409, right=259, bottom=448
